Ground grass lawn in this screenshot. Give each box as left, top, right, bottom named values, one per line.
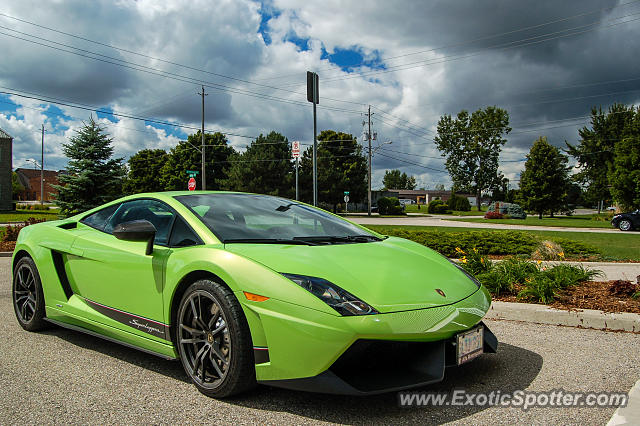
left=445, top=215, right=613, bottom=228
left=364, top=224, right=640, bottom=261
left=0, top=210, right=60, bottom=223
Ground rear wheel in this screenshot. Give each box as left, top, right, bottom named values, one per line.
left=618, top=219, right=633, bottom=231
left=12, top=256, right=48, bottom=331
left=176, top=280, right=256, bottom=398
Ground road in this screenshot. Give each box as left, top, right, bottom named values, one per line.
left=349, top=215, right=628, bottom=234
left=1, top=257, right=639, bottom=425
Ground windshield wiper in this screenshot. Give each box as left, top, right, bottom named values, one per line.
left=223, top=238, right=318, bottom=246
left=293, top=235, right=383, bottom=244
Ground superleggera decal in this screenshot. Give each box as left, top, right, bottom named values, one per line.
left=84, top=297, right=169, bottom=340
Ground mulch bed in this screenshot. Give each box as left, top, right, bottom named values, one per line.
left=494, top=280, right=640, bottom=314
left=0, top=241, right=16, bottom=252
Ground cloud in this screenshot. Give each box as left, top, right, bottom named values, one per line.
left=0, top=0, right=639, bottom=190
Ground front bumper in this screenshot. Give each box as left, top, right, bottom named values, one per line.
left=261, top=322, right=497, bottom=395
left=242, top=286, right=495, bottom=393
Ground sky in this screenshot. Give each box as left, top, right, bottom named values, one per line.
left=1, top=0, right=639, bottom=190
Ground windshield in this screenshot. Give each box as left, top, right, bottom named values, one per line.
left=175, top=193, right=381, bottom=243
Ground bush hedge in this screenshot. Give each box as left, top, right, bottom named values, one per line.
left=368, top=227, right=601, bottom=259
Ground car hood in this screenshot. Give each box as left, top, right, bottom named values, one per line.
left=224, top=237, right=481, bottom=313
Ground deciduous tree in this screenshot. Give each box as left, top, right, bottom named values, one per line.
left=566, top=104, right=635, bottom=211
left=160, top=132, right=235, bottom=191
left=123, top=149, right=168, bottom=194
left=434, top=106, right=511, bottom=210
left=299, top=130, right=367, bottom=211
left=223, top=131, right=293, bottom=196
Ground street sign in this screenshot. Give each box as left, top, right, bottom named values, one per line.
left=343, top=195, right=350, bottom=203
left=344, top=191, right=349, bottom=195
left=292, top=141, right=301, bottom=158
left=188, top=177, right=196, bottom=191
left=306, top=71, right=319, bottom=104
left=186, top=170, right=200, bottom=178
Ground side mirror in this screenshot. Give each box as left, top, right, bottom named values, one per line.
left=113, top=220, right=157, bottom=255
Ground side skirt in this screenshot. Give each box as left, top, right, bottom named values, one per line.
left=44, top=317, right=178, bottom=361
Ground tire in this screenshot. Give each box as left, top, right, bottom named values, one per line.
left=176, top=279, right=256, bottom=398
left=12, top=256, right=48, bottom=331
left=618, top=219, right=633, bottom=231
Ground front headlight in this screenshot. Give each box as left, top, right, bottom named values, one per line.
left=281, top=273, right=378, bottom=316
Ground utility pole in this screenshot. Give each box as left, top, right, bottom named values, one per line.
left=40, top=124, right=44, bottom=206
left=198, top=85, right=208, bottom=190
left=366, top=105, right=374, bottom=216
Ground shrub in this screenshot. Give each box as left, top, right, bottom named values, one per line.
left=2, top=217, right=46, bottom=242
left=377, top=197, right=404, bottom=215
left=447, top=194, right=471, bottom=211
left=484, top=211, right=504, bottom=219
left=518, top=275, right=557, bottom=303
left=540, top=263, right=601, bottom=289
left=427, top=199, right=449, bottom=214
left=457, top=247, right=492, bottom=275
left=532, top=240, right=564, bottom=260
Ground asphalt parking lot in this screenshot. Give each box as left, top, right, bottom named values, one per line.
left=1, top=257, right=639, bottom=425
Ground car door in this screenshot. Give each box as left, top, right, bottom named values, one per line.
left=65, top=199, right=176, bottom=339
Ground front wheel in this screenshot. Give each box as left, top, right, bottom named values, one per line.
left=176, top=280, right=256, bottom=398
left=618, top=220, right=633, bottom=231
left=13, top=256, right=48, bottom=331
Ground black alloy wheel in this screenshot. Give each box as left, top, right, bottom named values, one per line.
left=12, top=256, right=48, bottom=331
left=176, top=280, right=255, bottom=397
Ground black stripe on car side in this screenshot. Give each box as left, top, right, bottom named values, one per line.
left=51, top=250, right=73, bottom=300
left=83, top=297, right=170, bottom=341
left=253, top=346, right=270, bottom=364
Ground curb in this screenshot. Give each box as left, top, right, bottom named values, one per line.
left=0, top=252, right=12, bottom=257
left=607, top=378, right=640, bottom=425
left=486, top=301, right=640, bottom=333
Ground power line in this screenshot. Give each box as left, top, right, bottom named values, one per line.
left=0, top=13, right=365, bottom=107
left=254, top=0, right=640, bottom=82
left=0, top=88, right=258, bottom=139
left=375, top=150, right=448, bottom=173
left=0, top=28, right=364, bottom=115
left=309, top=12, right=640, bottom=85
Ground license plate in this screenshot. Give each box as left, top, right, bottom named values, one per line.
left=456, top=326, right=484, bottom=365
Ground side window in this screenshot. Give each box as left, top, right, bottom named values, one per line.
left=80, top=204, right=120, bottom=231
left=169, top=216, right=201, bottom=247
left=105, top=199, right=176, bottom=246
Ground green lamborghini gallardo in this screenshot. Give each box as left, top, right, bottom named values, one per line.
left=12, top=191, right=497, bottom=397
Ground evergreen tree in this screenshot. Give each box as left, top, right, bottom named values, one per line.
left=54, top=117, right=125, bottom=216
left=517, top=137, right=571, bottom=219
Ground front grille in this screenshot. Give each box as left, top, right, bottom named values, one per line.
left=328, top=339, right=449, bottom=392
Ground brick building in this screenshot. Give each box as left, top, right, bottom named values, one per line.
left=14, top=168, right=61, bottom=202
left=0, top=128, right=12, bottom=210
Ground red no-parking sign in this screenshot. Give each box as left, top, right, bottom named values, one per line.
left=188, top=177, right=196, bottom=191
